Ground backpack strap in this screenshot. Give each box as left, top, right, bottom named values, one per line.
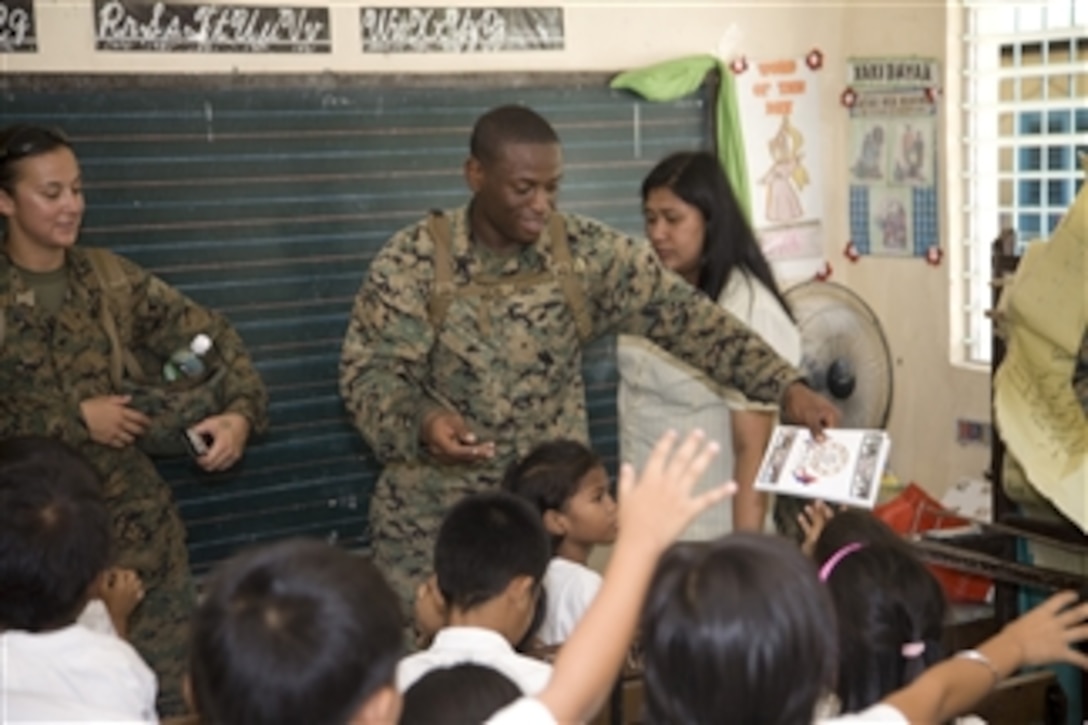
left=85, top=248, right=146, bottom=386
left=548, top=214, right=593, bottom=343
left=426, top=210, right=457, bottom=331
left=426, top=210, right=592, bottom=342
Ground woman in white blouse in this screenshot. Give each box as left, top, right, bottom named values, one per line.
left=618, top=151, right=801, bottom=537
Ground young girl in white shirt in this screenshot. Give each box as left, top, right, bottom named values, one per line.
left=502, top=439, right=618, bottom=645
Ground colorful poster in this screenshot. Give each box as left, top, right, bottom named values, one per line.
left=734, top=53, right=825, bottom=272
left=845, top=57, right=940, bottom=258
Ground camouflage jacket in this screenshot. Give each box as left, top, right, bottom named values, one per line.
left=340, top=207, right=802, bottom=478
left=0, top=246, right=268, bottom=494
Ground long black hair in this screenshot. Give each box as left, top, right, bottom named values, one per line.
left=641, top=151, right=793, bottom=320
left=641, top=535, right=837, bottom=725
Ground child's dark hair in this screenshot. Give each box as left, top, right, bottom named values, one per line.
left=435, top=491, right=550, bottom=611
left=0, top=435, right=110, bottom=632
left=189, top=537, right=403, bottom=725
left=815, top=513, right=947, bottom=713
left=641, top=534, right=837, bottom=725
left=812, top=507, right=903, bottom=562
left=400, top=663, right=521, bottom=725
left=501, top=439, right=602, bottom=551
left=0, top=124, right=73, bottom=194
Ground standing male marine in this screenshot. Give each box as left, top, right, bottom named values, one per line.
left=340, top=105, right=838, bottom=609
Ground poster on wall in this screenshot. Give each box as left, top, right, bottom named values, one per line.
left=0, top=0, right=36, bottom=52
left=93, top=0, right=331, bottom=53
left=844, top=57, right=940, bottom=260
left=733, top=51, right=826, bottom=278
left=360, top=6, right=564, bottom=53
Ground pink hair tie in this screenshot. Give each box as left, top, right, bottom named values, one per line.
left=818, top=542, right=864, bottom=582
left=901, top=641, right=926, bottom=659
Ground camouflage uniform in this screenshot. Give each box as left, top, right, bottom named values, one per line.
left=340, top=207, right=803, bottom=611
left=0, top=247, right=268, bottom=716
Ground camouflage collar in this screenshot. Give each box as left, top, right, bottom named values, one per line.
left=457, top=204, right=553, bottom=278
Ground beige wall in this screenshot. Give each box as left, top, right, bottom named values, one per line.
left=2, top=0, right=989, bottom=497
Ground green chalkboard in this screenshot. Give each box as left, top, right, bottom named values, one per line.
left=0, top=74, right=711, bottom=572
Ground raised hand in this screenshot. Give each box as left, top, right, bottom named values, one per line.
left=616, top=429, right=736, bottom=554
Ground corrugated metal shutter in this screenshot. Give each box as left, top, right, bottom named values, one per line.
left=1, top=75, right=710, bottom=572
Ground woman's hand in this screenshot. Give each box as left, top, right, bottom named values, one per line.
left=189, top=412, right=251, bottom=472
left=80, top=395, right=151, bottom=448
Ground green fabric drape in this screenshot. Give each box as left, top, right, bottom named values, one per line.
left=611, top=54, right=751, bottom=222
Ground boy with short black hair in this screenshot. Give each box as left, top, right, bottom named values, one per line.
left=396, top=491, right=553, bottom=694
left=0, top=435, right=158, bottom=721
left=188, top=537, right=404, bottom=725
left=190, top=431, right=728, bottom=725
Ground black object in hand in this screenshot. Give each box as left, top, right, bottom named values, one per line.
left=182, top=428, right=214, bottom=458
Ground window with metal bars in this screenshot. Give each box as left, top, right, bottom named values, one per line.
left=961, top=0, right=1087, bottom=363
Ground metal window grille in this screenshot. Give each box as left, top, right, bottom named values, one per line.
left=961, top=0, right=1087, bottom=362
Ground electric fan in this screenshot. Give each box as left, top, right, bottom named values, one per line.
left=784, top=280, right=894, bottom=428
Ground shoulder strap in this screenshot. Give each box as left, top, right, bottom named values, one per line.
left=426, top=211, right=593, bottom=342
left=85, top=248, right=146, bottom=385
left=548, top=215, right=593, bottom=343
left=426, top=211, right=457, bottom=331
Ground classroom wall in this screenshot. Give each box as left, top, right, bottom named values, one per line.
left=2, top=0, right=988, bottom=497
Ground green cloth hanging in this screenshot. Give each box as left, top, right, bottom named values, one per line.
left=611, top=54, right=751, bottom=222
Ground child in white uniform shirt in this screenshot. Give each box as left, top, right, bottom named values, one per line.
left=503, top=439, right=617, bottom=645
left=396, top=491, right=554, bottom=694
left=0, top=436, right=158, bottom=722
left=185, top=430, right=730, bottom=725
left=488, top=509, right=1088, bottom=725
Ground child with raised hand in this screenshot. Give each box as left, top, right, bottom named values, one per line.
left=635, top=531, right=1088, bottom=725
left=488, top=428, right=735, bottom=723
left=821, top=541, right=948, bottom=715
left=502, top=439, right=617, bottom=645
left=185, top=429, right=726, bottom=725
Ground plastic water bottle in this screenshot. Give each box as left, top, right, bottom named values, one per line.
left=163, top=334, right=213, bottom=382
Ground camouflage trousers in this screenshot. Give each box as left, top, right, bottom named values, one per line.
left=368, top=462, right=500, bottom=625
left=108, top=486, right=195, bottom=718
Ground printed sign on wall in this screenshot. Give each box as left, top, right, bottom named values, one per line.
left=0, top=0, right=36, bottom=52
left=844, top=57, right=940, bottom=260
left=93, top=0, right=331, bottom=53
left=733, top=51, right=826, bottom=271
left=360, top=6, right=564, bottom=53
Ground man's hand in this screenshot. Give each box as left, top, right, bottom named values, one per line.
left=420, top=409, right=495, bottom=464
left=80, top=395, right=151, bottom=448
left=782, top=382, right=840, bottom=439
left=190, top=412, right=251, bottom=472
